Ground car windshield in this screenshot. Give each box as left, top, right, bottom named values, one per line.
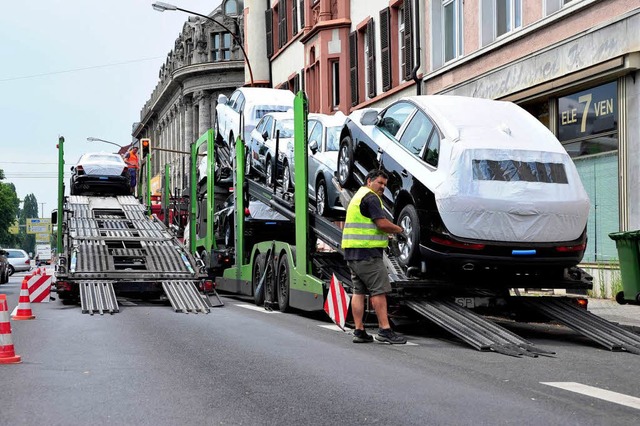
left=275, top=119, right=295, bottom=139
left=325, top=126, right=341, bottom=151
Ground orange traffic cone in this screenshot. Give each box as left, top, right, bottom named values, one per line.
left=11, top=278, right=35, bottom=320
left=0, top=294, right=22, bottom=364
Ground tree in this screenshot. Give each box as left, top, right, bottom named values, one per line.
left=18, top=193, right=39, bottom=254
left=0, top=171, right=20, bottom=246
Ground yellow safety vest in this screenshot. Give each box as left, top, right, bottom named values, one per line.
left=341, top=186, right=388, bottom=249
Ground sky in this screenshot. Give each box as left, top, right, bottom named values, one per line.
left=0, top=0, right=221, bottom=218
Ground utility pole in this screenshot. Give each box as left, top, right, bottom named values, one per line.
left=40, top=202, right=46, bottom=218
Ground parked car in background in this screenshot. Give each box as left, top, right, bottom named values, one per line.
left=282, top=112, right=347, bottom=216
left=4, top=248, right=31, bottom=275
left=337, top=95, right=590, bottom=282
left=70, top=152, right=130, bottom=196
left=247, top=112, right=294, bottom=185
left=0, top=249, right=10, bottom=283
left=215, top=87, right=295, bottom=165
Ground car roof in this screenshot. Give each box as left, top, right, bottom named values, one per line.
left=236, top=87, right=295, bottom=104
left=308, top=112, right=347, bottom=127
left=404, top=95, right=565, bottom=153
left=79, top=152, right=126, bottom=162
left=264, top=111, right=295, bottom=121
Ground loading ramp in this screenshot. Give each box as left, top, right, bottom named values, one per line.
left=79, top=281, right=119, bottom=315
left=405, top=298, right=555, bottom=357
left=520, top=297, right=640, bottom=355
left=162, top=281, right=213, bottom=313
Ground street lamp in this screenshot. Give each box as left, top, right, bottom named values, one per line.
left=151, top=1, right=255, bottom=87
left=87, top=137, right=124, bottom=149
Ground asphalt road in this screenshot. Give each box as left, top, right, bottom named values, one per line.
left=1, top=272, right=639, bottom=425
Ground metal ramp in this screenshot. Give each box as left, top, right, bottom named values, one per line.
left=162, top=281, right=212, bottom=314
left=521, top=297, right=640, bottom=355
left=79, top=281, right=119, bottom=315
left=405, top=299, right=555, bottom=357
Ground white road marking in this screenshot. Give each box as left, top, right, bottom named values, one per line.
left=541, top=382, right=640, bottom=410
left=236, top=303, right=281, bottom=313
left=318, top=324, right=418, bottom=345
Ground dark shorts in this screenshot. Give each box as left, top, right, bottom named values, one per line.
left=347, top=257, right=392, bottom=296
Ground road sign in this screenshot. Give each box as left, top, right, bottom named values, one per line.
left=27, top=218, right=52, bottom=234
left=35, top=233, right=50, bottom=243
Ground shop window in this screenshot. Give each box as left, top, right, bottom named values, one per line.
left=481, top=0, right=522, bottom=46
left=557, top=82, right=619, bottom=263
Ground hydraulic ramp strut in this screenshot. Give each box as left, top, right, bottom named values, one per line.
left=405, top=298, right=555, bottom=358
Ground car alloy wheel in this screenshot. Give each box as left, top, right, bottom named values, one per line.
left=266, top=159, right=274, bottom=187
left=397, top=204, right=420, bottom=268
left=283, top=163, right=292, bottom=192
left=337, top=136, right=354, bottom=187
left=317, top=179, right=328, bottom=216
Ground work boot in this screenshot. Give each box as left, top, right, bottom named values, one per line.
left=352, top=328, right=373, bottom=343
left=375, top=328, right=407, bottom=344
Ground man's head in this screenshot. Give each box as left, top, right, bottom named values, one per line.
left=132, top=147, right=139, bottom=153
left=365, top=169, right=388, bottom=196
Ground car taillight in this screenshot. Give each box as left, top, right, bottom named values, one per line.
left=244, top=208, right=250, bottom=216
left=431, top=235, right=485, bottom=251
left=555, top=243, right=587, bottom=252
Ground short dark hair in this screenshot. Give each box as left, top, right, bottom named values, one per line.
left=366, top=169, right=388, bottom=182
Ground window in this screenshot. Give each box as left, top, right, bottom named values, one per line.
left=223, top=0, right=242, bottom=16
left=545, top=0, right=574, bottom=16
left=399, top=111, right=434, bottom=156
left=331, top=61, right=340, bottom=108
left=233, top=93, right=245, bottom=113
left=211, top=32, right=232, bottom=61
left=472, top=160, right=568, bottom=183
left=308, top=121, right=322, bottom=149
left=262, top=116, right=273, bottom=139
left=325, top=126, right=341, bottom=151
left=379, top=102, right=416, bottom=138
left=349, top=31, right=358, bottom=106
left=278, top=0, right=288, bottom=49
left=443, top=0, right=463, bottom=62
left=265, top=9, right=274, bottom=58
left=481, top=0, right=522, bottom=46
left=424, top=132, right=440, bottom=167
left=228, top=91, right=240, bottom=107
left=365, top=19, right=376, bottom=99
left=557, top=82, right=619, bottom=263
left=380, top=8, right=391, bottom=92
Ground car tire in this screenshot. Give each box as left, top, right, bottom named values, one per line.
left=228, top=132, right=235, bottom=165
left=337, top=135, right=355, bottom=188
left=252, top=253, right=266, bottom=306
left=8, top=265, right=14, bottom=276
left=266, top=157, right=275, bottom=187
left=277, top=253, right=291, bottom=312
left=282, top=162, right=292, bottom=192
left=316, top=178, right=329, bottom=216
left=224, top=220, right=234, bottom=248
left=396, top=204, right=421, bottom=268
left=245, top=147, right=252, bottom=177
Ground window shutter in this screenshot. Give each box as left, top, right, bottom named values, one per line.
left=349, top=31, right=358, bottom=107
left=300, top=0, right=305, bottom=29
left=293, top=73, right=300, bottom=94
left=265, top=9, right=274, bottom=58
left=403, top=0, right=413, bottom=81
left=380, top=8, right=391, bottom=92
left=292, top=0, right=298, bottom=34
left=279, top=0, right=288, bottom=48
left=366, top=19, right=376, bottom=99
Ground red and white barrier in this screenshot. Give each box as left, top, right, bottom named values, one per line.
left=27, top=271, right=52, bottom=303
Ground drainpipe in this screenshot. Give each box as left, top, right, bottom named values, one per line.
left=411, top=0, right=421, bottom=95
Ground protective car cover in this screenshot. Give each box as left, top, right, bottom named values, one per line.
left=79, top=153, right=127, bottom=176
left=412, top=96, right=590, bottom=243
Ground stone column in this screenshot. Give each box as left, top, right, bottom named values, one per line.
left=183, top=96, right=193, bottom=187
left=196, top=91, right=211, bottom=136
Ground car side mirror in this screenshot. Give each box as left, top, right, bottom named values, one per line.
left=262, top=131, right=269, bottom=141
left=360, top=109, right=380, bottom=126
left=309, top=140, right=319, bottom=153
left=70, top=166, right=75, bottom=172
left=217, top=94, right=228, bottom=105
left=0, top=249, right=8, bottom=256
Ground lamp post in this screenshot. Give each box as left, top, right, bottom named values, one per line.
left=86, top=137, right=124, bottom=149
left=152, top=1, right=255, bottom=87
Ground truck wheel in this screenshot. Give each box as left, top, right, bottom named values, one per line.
left=615, top=291, right=627, bottom=305
left=396, top=204, right=420, bottom=268
left=277, top=254, right=291, bottom=312
left=252, top=253, right=265, bottom=306
left=337, top=136, right=354, bottom=187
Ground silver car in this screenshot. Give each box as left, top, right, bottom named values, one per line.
left=282, top=112, right=347, bottom=216
left=5, top=248, right=31, bottom=275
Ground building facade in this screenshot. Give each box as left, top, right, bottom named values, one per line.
left=133, top=2, right=245, bottom=195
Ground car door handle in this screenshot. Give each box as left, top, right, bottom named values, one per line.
left=401, top=169, right=409, bottom=177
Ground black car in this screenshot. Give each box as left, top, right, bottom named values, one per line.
left=70, top=152, right=130, bottom=196
left=337, top=95, right=590, bottom=284
left=0, top=249, right=9, bottom=284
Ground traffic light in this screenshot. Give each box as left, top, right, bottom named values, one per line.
left=141, top=138, right=151, bottom=157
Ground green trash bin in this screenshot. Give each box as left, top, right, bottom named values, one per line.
left=609, top=230, right=640, bottom=305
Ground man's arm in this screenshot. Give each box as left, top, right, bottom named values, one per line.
left=373, top=217, right=403, bottom=234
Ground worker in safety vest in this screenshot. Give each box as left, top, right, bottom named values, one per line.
left=341, top=169, right=407, bottom=344
left=123, top=146, right=139, bottom=193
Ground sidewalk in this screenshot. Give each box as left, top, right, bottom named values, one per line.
left=587, top=298, right=640, bottom=333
